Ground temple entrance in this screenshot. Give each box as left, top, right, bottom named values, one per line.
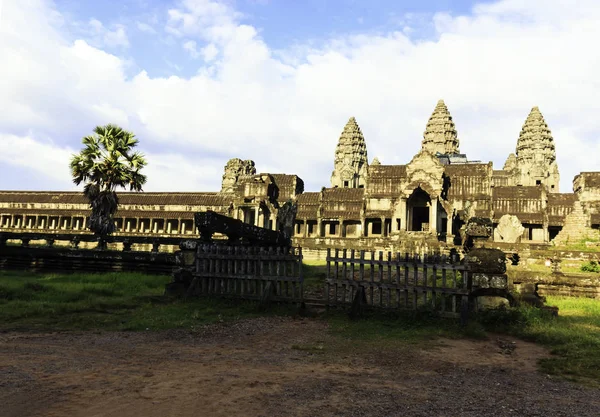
left=407, top=187, right=431, bottom=231
left=412, top=207, right=429, bottom=231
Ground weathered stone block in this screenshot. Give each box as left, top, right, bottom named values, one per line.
left=466, top=247, right=506, bottom=274
left=494, top=214, right=525, bottom=243
left=179, top=240, right=198, bottom=250
left=472, top=273, right=508, bottom=289
left=465, top=217, right=493, bottom=238
left=475, top=296, right=510, bottom=311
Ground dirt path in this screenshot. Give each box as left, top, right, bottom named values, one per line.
left=1, top=317, right=598, bottom=417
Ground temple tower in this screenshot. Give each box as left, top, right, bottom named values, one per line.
left=421, top=100, right=460, bottom=155
left=221, top=158, right=256, bottom=193
left=511, top=106, right=560, bottom=192
left=330, top=117, right=368, bottom=188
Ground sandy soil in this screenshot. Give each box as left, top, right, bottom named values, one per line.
left=1, top=317, right=599, bottom=417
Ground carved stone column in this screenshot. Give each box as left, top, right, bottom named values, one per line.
left=399, top=198, right=407, bottom=231
left=446, top=214, right=454, bottom=245
left=430, top=199, right=438, bottom=233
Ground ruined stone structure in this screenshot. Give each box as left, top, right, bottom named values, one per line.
left=2, top=100, right=600, bottom=253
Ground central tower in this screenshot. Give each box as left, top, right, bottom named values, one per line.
left=421, top=99, right=460, bottom=155
left=330, top=117, right=368, bottom=188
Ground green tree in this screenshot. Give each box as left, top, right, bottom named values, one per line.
left=70, top=124, right=147, bottom=238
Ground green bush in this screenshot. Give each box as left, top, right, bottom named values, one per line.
left=580, top=260, right=600, bottom=273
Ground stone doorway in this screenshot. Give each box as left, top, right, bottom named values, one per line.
left=407, top=187, right=431, bottom=231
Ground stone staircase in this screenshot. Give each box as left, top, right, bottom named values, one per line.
left=553, top=200, right=598, bottom=244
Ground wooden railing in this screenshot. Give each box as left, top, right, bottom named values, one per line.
left=325, top=248, right=471, bottom=318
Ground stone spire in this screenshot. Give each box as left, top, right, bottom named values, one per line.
left=421, top=100, right=460, bottom=155
left=330, top=117, right=368, bottom=188
left=513, top=106, right=560, bottom=192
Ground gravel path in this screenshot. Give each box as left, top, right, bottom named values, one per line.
left=0, top=317, right=598, bottom=417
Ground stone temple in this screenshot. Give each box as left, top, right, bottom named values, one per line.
left=2, top=100, right=600, bottom=255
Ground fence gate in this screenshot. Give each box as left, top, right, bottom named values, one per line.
left=187, top=244, right=304, bottom=303
left=325, top=248, right=471, bottom=317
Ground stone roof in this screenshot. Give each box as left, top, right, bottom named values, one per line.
left=0, top=191, right=87, bottom=204
left=366, top=165, right=408, bottom=197
left=421, top=100, right=460, bottom=155
left=296, top=192, right=320, bottom=218
left=0, top=207, right=202, bottom=219
left=323, top=187, right=365, bottom=201
left=368, top=165, right=407, bottom=178
left=269, top=174, right=304, bottom=200
left=547, top=193, right=576, bottom=206
left=445, top=163, right=490, bottom=177
left=575, top=172, right=600, bottom=189
left=0, top=191, right=233, bottom=207
left=296, top=192, right=319, bottom=204
left=492, top=186, right=543, bottom=200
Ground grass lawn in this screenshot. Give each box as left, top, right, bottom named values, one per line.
left=0, top=270, right=291, bottom=331
left=1, top=269, right=599, bottom=385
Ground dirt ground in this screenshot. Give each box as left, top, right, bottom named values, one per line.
left=1, top=317, right=599, bottom=417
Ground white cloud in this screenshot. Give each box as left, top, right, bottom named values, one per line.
left=201, top=43, right=218, bottom=61
left=183, top=40, right=217, bottom=61
left=0, top=133, right=75, bottom=186
left=1, top=0, right=600, bottom=195
left=136, top=21, right=157, bottom=34
left=183, top=39, right=199, bottom=58
left=87, top=18, right=130, bottom=48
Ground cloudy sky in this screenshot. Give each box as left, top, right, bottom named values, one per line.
left=1, top=0, right=599, bottom=193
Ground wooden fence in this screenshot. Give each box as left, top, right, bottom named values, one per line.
left=326, top=248, right=471, bottom=318
left=186, top=244, right=304, bottom=302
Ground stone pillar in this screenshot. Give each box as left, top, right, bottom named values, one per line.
left=381, top=217, right=386, bottom=237
left=368, top=220, right=373, bottom=237
left=166, top=221, right=171, bottom=234
left=430, top=200, right=438, bottom=233
left=339, top=219, right=344, bottom=237
left=399, top=199, right=407, bottom=231
left=181, top=221, right=186, bottom=234
left=27, top=217, right=32, bottom=229
left=446, top=215, right=454, bottom=245
left=50, top=218, right=55, bottom=229
left=10, top=215, right=14, bottom=228
left=303, top=219, right=308, bottom=237
left=317, top=219, right=323, bottom=237
left=136, top=218, right=141, bottom=233
left=153, top=219, right=158, bottom=233
left=254, top=207, right=260, bottom=227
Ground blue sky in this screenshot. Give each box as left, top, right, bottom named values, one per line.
left=54, top=0, right=490, bottom=79
left=1, top=0, right=599, bottom=193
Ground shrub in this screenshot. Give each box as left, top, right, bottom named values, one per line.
left=580, top=260, right=600, bottom=273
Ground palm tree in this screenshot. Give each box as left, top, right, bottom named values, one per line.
left=70, top=124, right=147, bottom=238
